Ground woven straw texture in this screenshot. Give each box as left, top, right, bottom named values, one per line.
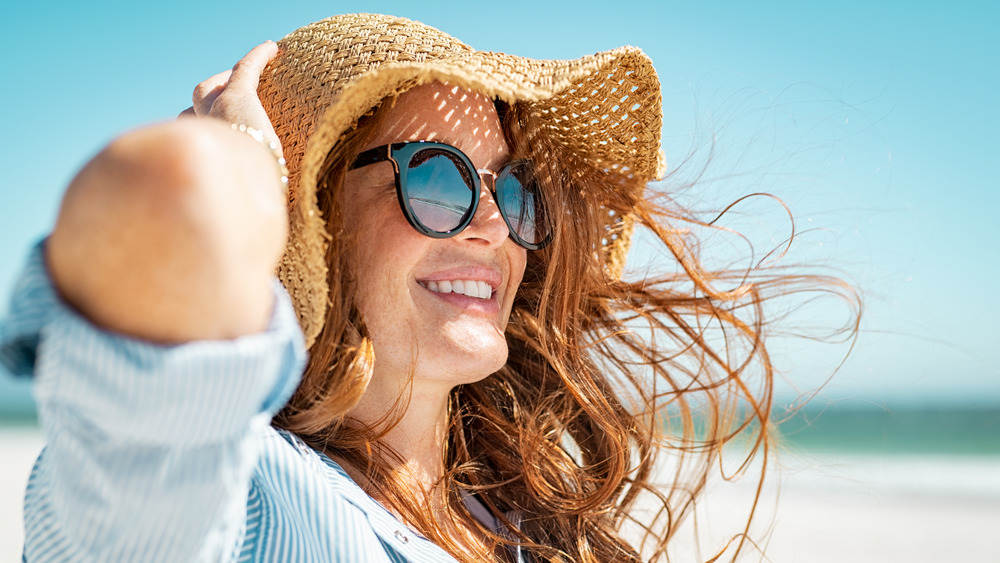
left=257, top=13, right=665, bottom=346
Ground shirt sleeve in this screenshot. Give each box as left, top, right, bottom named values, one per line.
left=6, top=241, right=308, bottom=562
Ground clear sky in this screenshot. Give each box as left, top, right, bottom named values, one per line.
left=1, top=0, right=997, bottom=408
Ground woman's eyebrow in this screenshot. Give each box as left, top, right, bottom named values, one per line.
left=485, top=151, right=514, bottom=172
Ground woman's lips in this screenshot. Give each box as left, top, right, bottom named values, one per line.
left=420, top=279, right=494, bottom=299
left=417, top=279, right=500, bottom=314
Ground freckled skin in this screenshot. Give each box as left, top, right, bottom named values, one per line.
left=342, top=83, right=527, bottom=406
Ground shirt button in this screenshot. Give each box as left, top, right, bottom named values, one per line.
left=394, top=529, right=410, bottom=544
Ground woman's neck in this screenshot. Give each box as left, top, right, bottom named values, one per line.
left=346, top=373, right=454, bottom=490
left=337, top=379, right=501, bottom=559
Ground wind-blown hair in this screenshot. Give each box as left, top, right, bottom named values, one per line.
left=273, top=93, right=859, bottom=562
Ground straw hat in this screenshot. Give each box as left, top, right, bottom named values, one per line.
left=257, top=13, right=665, bottom=347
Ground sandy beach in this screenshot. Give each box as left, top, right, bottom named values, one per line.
left=3, top=427, right=999, bottom=562
left=680, top=452, right=1000, bottom=562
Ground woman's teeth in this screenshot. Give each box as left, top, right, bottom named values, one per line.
left=423, top=280, right=493, bottom=299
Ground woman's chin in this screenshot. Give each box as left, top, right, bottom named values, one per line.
left=420, top=332, right=509, bottom=385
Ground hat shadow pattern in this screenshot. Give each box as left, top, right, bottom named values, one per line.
left=257, top=13, right=664, bottom=346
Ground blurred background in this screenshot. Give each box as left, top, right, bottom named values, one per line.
left=2, top=1, right=997, bottom=561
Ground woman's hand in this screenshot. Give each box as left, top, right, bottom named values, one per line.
left=180, top=40, right=282, bottom=153
left=179, top=41, right=280, bottom=156
left=46, top=42, right=289, bottom=344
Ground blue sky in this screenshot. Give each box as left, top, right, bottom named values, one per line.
left=1, top=1, right=997, bottom=408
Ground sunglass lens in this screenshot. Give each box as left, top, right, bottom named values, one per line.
left=497, top=162, right=547, bottom=246
left=406, top=149, right=477, bottom=233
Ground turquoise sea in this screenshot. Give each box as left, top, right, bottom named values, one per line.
left=776, top=403, right=1000, bottom=457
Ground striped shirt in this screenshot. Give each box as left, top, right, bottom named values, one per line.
left=2, top=242, right=522, bottom=562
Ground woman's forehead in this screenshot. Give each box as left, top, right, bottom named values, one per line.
left=370, top=83, right=508, bottom=168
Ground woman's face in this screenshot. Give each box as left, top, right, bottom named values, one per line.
left=342, top=83, right=527, bottom=390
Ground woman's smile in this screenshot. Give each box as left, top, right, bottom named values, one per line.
left=416, top=264, right=503, bottom=313
left=423, top=279, right=494, bottom=300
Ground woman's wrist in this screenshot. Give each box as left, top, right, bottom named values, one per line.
left=230, top=123, right=288, bottom=190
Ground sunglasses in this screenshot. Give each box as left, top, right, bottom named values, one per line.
left=350, top=141, right=551, bottom=250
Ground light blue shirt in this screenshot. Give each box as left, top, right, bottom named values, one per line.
left=2, top=243, right=507, bottom=562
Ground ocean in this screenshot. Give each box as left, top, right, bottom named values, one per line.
left=776, top=403, right=1000, bottom=457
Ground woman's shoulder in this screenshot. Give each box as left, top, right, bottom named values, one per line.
left=254, top=427, right=357, bottom=497
left=245, top=427, right=459, bottom=562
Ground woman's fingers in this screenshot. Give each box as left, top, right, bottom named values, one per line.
left=226, top=41, right=278, bottom=92
left=185, top=41, right=281, bottom=149
left=192, top=70, right=232, bottom=116
left=188, top=40, right=277, bottom=117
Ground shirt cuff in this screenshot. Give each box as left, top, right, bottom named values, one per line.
left=0, top=241, right=61, bottom=377
left=3, top=240, right=307, bottom=446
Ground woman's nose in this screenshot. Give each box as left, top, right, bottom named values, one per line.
left=457, top=170, right=510, bottom=247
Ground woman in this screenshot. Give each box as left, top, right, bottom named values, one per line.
left=3, top=13, right=853, bottom=562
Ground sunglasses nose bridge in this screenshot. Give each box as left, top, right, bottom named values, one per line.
left=475, top=168, right=504, bottom=217
left=477, top=168, right=497, bottom=194
left=466, top=168, right=510, bottom=242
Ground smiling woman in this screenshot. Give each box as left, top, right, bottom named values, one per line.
left=0, top=12, right=858, bottom=563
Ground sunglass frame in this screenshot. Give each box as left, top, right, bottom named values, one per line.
left=351, top=141, right=551, bottom=250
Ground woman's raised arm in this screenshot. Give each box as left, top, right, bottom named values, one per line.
left=16, top=43, right=307, bottom=562
left=46, top=41, right=287, bottom=343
